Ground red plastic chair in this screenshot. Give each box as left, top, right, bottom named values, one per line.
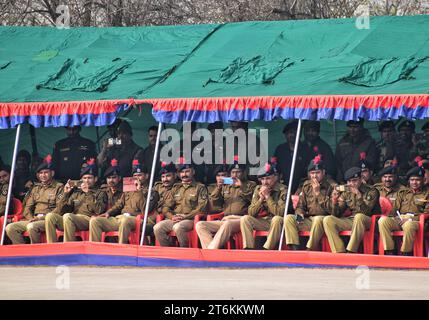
left=155, top=213, right=205, bottom=248
left=379, top=196, right=393, bottom=216
left=101, top=213, right=153, bottom=245
left=206, top=212, right=243, bottom=249
left=0, top=198, right=23, bottom=242
left=55, top=229, right=89, bottom=242
left=379, top=213, right=429, bottom=257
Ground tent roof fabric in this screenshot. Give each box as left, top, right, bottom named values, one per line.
left=1, top=15, right=429, bottom=127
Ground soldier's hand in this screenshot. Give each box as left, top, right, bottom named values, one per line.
left=233, top=178, right=242, bottom=187
left=80, top=181, right=89, bottom=193
left=331, top=189, right=340, bottom=204
left=64, top=180, right=73, bottom=194
left=172, top=215, right=184, bottom=222
left=135, top=179, right=142, bottom=191
left=93, top=213, right=109, bottom=219
left=311, top=178, right=320, bottom=195
left=25, top=180, right=33, bottom=189
left=349, top=186, right=361, bottom=198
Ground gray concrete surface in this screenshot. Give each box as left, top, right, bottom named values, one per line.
left=0, top=266, right=428, bottom=299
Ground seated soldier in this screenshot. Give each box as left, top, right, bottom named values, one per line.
left=378, top=162, right=429, bottom=256
left=240, top=158, right=290, bottom=250
left=154, top=162, right=179, bottom=215
left=323, top=167, right=381, bottom=253
left=196, top=159, right=257, bottom=249
left=100, top=159, right=123, bottom=210
left=154, top=158, right=208, bottom=247
left=6, top=155, right=63, bottom=244
left=373, top=159, right=405, bottom=204
left=284, top=155, right=335, bottom=251
left=206, top=163, right=229, bottom=214
left=45, top=159, right=107, bottom=242
left=0, top=165, right=12, bottom=218
left=359, top=152, right=375, bottom=186
left=89, top=160, right=158, bottom=244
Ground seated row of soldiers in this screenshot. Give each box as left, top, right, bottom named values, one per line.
left=3, top=152, right=429, bottom=256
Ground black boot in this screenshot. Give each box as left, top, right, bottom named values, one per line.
left=384, top=250, right=395, bottom=255
left=401, top=251, right=413, bottom=256
left=289, top=244, right=300, bottom=251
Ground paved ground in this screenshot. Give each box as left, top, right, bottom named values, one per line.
left=1, top=266, right=428, bottom=299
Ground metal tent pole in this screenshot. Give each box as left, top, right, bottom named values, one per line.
left=278, top=119, right=302, bottom=251
left=140, top=121, right=163, bottom=246
left=1, top=124, right=22, bottom=245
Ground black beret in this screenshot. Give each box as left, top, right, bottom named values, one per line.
left=398, top=120, right=415, bottom=131
left=214, top=164, right=229, bottom=176
left=175, top=157, right=193, bottom=172
left=159, top=162, right=177, bottom=175
left=117, top=121, right=133, bottom=136
left=307, top=154, right=325, bottom=172
left=258, top=158, right=279, bottom=178
left=378, top=121, right=395, bottom=132
left=406, top=166, right=425, bottom=180
left=0, top=165, right=11, bottom=174
left=132, top=159, right=148, bottom=174
left=303, top=120, right=320, bottom=131
left=378, top=165, right=398, bottom=176
left=344, top=167, right=362, bottom=181
left=103, top=159, right=121, bottom=178
left=36, top=155, right=55, bottom=173
left=228, top=155, right=246, bottom=172
left=80, top=159, right=98, bottom=177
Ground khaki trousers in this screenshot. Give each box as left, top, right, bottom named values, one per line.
left=323, top=214, right=371, bottom=253
left=45, top=212, right=64, bottom=243
left=240, top=215, right=283, bottom=250
left=153, top=219, right=194, bottom=247
left=63, top=213, right=91, bottom=242
left=378, top=215, right=419, bottom=253
left=89, top=215, right=155, bottom=244
left=284, top=215, right=325, bottom=250
left=5, top=220, right=45, bottom=244
left=196, top=215, right=241, bottom=249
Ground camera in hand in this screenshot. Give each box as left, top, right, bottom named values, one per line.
left=69, top=180, right=82, bottom=188
left=108, top=138, right=122, bottom=146
left=335, top=185, right=349, bottom=192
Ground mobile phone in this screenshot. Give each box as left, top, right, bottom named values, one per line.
left=335, top=185, right=348, bottom=192
left=123, top=177, right=137, bottom=192
left=222, top=177, right=234, bottom=185
left=295, top=214, right=304, bottom=223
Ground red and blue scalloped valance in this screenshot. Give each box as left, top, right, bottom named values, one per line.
left=0, top=100, right=134, bottom=129
left=1, top=94, right=429, bottom=129
left=146, top=94, right=429, bottom=124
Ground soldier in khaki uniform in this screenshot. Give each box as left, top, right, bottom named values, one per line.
left=101, top=159, right=123, bottom=209
left=240, top=158, right=290, bottom=250
left=206, top=164, right=229, bottom=214
left=323, top=167, right=381, bottom=253
left=154, top=160, right=208, bottom=247
left=0, top=165, right=12, bottom=217
left=359, top=152, right=375, bottom=186
left=45, top=159, right=107, bottom=242
left=153, top=162, right=179, bottom=215
left=373, top=162, right=405, bottom=204
left=378, top=164, right=429, bottom=255
left=90, top=159, right=158, bottom=244
left=284, top=155, right=335, bottom=250
left=6, top=156, right=63, bottom=244
left=196, top=161, right=257, bottom=249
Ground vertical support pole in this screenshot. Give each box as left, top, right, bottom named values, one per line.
left=278, top=119, right=302, bottom=251
left=1, top=124, right=22, bottom=245
left=140, top=122, right=163, bottom=246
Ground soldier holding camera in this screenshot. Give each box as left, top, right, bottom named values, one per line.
left=284, top=155, right=335, bottom=251
left=240, top=158, right=290, bottom=250
left=196, top=160, right=256, bottom=249
left=45, top=159, right=107, bottom=242
left=323, top=167, right=380, bottom=253
left=206, top=163, right=229, bottom=214
left=378, top=163, right=429, bottom=255
left=90, top=160, right=159, bottom=244
left=6, top=155, right=64, bottom=244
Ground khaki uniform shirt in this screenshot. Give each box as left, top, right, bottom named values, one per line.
left=57, top=187, right=107, bottom=217
left=326, top=184, right=380, bottom=218
left=163, top=181, right=208, bottom=220
left=23, top=180, right=64, bottom=220
left=296, top=178, right=335, bottom=217
left=373, top=182, right=405, bottom=204
left=154, top=181, right=176, bottom=214
left=208, top=184, right=224, bottom=214
left=0, top=183, right=10, bottom=216
left=391, top=186, right=429, bottom=217
left=100, top=184, right=123, bottom=209
left=248, top=183, right=289, bottom=218
left=106, top=185, right=159, bottom=217
left=209, top=180, right=257, bottom=216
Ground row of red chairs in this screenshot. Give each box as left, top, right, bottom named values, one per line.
left=2, top=197, right=429, bottom=257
